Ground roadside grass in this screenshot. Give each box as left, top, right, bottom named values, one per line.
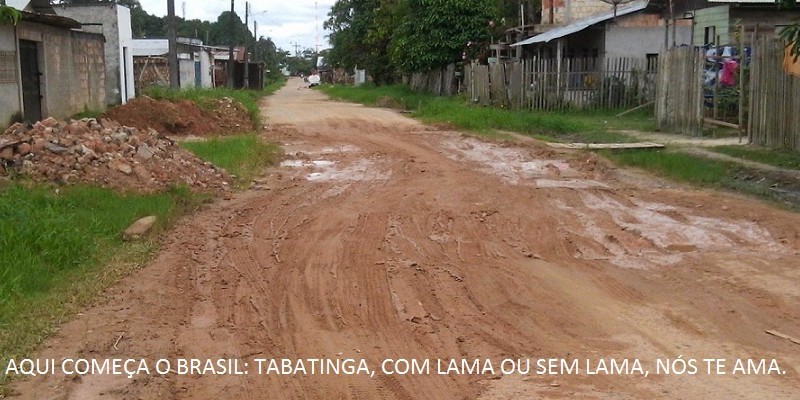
left=601, top=149, right=733, bottom=185
left=70, top=108, right=105, bottom=120
left=712, top=145, right=800, bottom=170
left=143, top=87, right=267, bottom=126
left=598, top=148, right=800, bottom=207
left=181, top=134, right=281, bottom=187
left=0, top=184, right=204, bottom=392
left=320, top=84, right=648, bottom=143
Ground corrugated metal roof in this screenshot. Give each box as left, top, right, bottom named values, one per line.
left=511, top=0, right=650, bottom=47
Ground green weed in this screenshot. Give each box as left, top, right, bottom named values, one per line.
left=0, top=184, right=202, bottom=391
left=181, top=135, right=281, bottom=187
left=713, top=145, right=800, bottom=170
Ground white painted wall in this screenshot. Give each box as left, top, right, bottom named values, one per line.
left=116, top=5, right=135, bottom=103
left=199, top=50, right=213, bottom=88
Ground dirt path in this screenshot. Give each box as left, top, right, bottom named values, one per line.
left=9, top=78, right=800, bottom=399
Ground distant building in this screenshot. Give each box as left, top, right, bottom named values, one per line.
left=131, top=38, right=219, bottom=92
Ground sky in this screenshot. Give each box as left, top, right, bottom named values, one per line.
left=138, top=0, right=337, bottom=52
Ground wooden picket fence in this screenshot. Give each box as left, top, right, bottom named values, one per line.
left=748, top=38, right=800, bottom=150
left=655, top=47, right=705, bottom=137
left=463, top=57, right=656, bottom=111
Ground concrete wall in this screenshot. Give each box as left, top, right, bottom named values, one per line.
left=16, top=21, right=105, bottom=120
left=179, top=58, right=195, bottom=90
left=604, top=12, right=692, bottom=58
left=0, top=24, right=22, bottom=126
left=199, top=50, right=213, bottom=88
left=54, top=4, right=134, bottom=105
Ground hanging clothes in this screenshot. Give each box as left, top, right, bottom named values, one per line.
left=720, top=60, right=738, bottom=87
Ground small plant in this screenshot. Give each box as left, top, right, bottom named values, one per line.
left=181, top=135, right=281, bottom=187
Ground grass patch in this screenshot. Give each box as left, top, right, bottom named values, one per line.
left=143, top=87, right=267, bottom=127
left=601, top=149, right=733, bottom=185
left=320, top=84, right=646, bottom=143
left=0, top=184, right=203, bottom=392
left=181, top=134, right=281, bottom=186
left=70, top=108, right=104, bottom=120
left=597, top=148, right=800, bottom=208
left=712, top=145, right=800, bottom=170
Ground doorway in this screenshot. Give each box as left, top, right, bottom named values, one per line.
left=18, top=40, right=42, bottom=123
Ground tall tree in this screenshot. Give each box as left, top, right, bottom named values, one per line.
left=208, top=11, right=253, bottom=47
left=325, top=0, right=401, bottom=84
left=389, top=0, right=497, bottom=72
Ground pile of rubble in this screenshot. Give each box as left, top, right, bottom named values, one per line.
left=0, top=117, right=232, bottom=193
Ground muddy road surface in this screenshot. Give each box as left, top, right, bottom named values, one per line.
left=10, top=79, right=800, bottom=399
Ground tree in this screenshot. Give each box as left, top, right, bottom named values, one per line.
left=780, top=0, right=800, bottom=60
left=389, top=0, right=497, bottom=72
left=0, top=3, right=21, bottom=26
left=208, top=11, right=253, bottom=47
left=324, top=0, right=403, bottom=84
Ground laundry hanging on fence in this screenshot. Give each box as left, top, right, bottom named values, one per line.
left=720, top=60, right=738, bottom=86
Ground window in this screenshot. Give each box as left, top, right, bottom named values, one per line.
left=704, top=26, right=716, bottom=45
left=0, top=51, right=16, bottom=83
left=646, top=53, right=659, bottom=72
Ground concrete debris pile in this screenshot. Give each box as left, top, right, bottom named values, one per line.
left=0, top=117, right=232, bottom=193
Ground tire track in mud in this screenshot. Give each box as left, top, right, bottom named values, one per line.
left=10, top=79, right=800, bottom=399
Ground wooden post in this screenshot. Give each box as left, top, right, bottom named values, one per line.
left=737, top=24, right=745, bottom=143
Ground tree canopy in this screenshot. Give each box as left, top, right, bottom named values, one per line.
left=325, top=0, right=538, bottom=82
left=0, top=3, right=21, bottom=26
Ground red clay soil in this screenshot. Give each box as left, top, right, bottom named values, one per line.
left=103, top=96, right=253, bottom=137
left=9, top=79, right=800, bottom=399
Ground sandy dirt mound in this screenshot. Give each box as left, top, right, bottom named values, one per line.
left=9, top=79, right=800, bottom=399
left=103, top=96, right=253, bottom=137
left=0, top=117, right=232, bottom=193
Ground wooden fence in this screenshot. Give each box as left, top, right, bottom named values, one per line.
left=655, top=47, right=705, bottom=137
left=464, top=57, right=656, bottom=111
left=748, top=39, right=800, bottom=150
left=407, top=64, right=458, bottom=96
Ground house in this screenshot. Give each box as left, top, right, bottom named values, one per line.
left=53, top=2, right=136, bottom=106
left=131, top=38, right=217, bottom=92
left=513, top=0, right=692, bottom=60
left=212, top=46, right=264, bottom=90
left=672, top=0, right=800, bottom=46
left=1, top=0, right=106, bottom=125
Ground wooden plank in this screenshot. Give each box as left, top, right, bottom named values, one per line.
left=547, top=142, right=665, bottom=150
left=617, top=101, right=655, bottom=117
left=765, top=330, right=800, bottom=346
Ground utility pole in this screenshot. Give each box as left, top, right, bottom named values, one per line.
left=227, top=0, right=235, bottom=88
left=167, top=0, right=179, bottom=89
left=254, top=20, right=260, bottom=89
left=244, top=1, right=250, bottom=89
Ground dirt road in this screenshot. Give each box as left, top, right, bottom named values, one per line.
left=10, top=78, right=800, bottom=399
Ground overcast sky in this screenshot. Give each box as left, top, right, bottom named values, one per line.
left=138, top=0, right=337, bottom=52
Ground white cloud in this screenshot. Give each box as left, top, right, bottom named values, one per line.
left=138, top=0, right=336, bottom=52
